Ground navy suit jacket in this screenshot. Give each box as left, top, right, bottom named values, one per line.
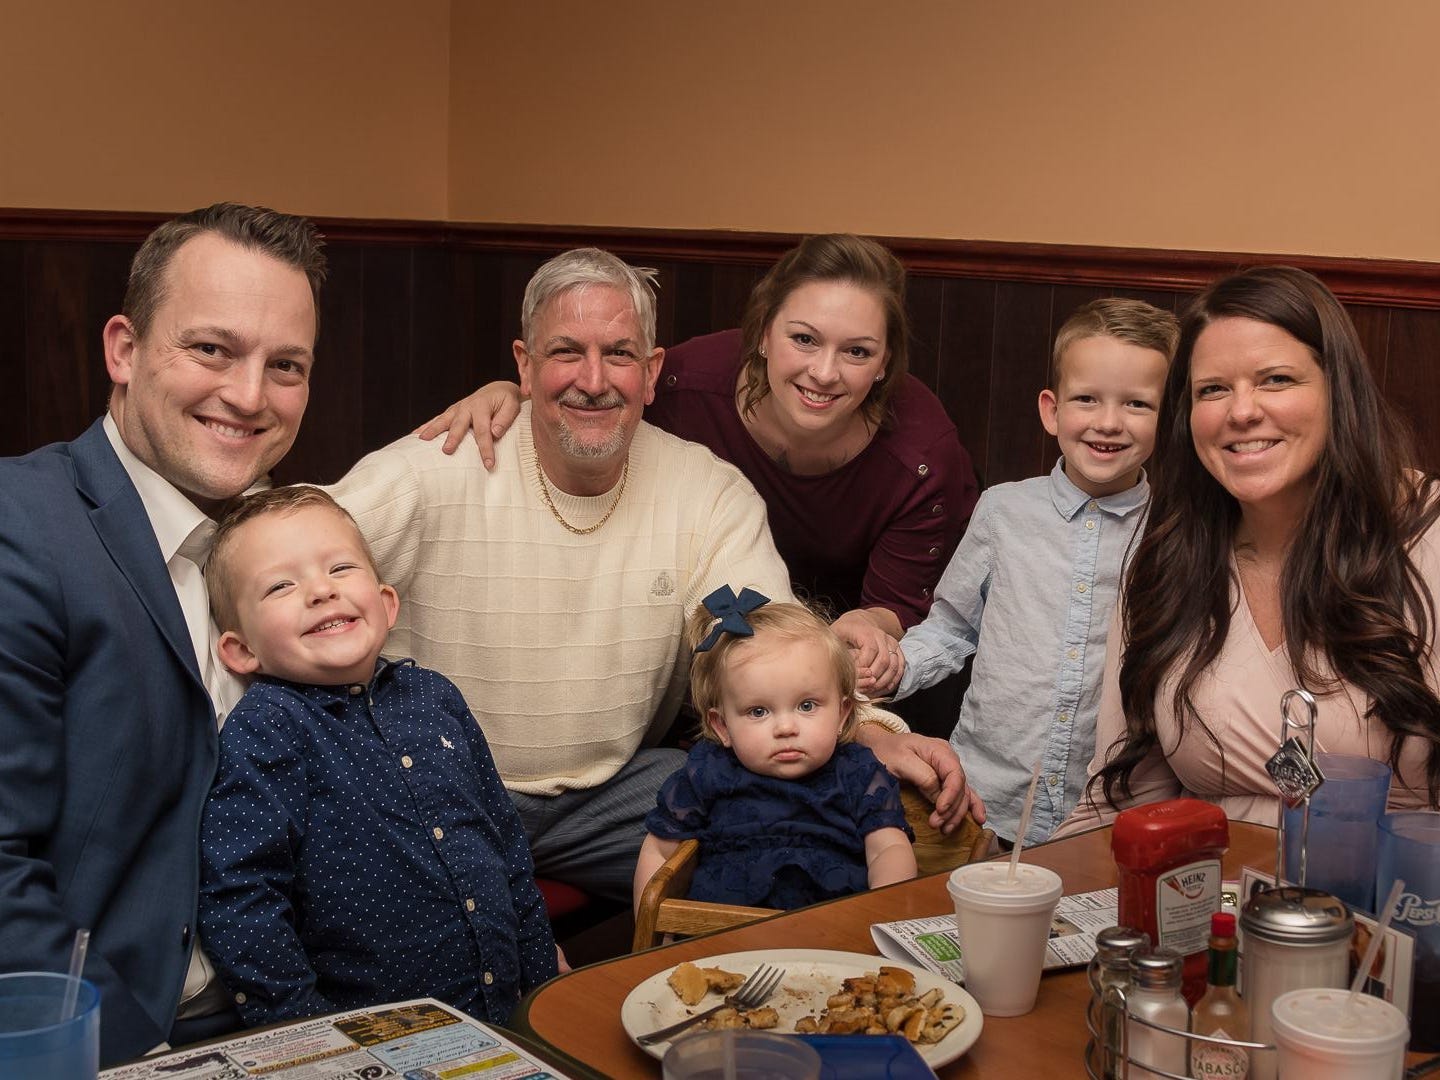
left=0, top=419, right=218, bottom=1064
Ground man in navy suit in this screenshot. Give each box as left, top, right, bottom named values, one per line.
left=0, top=204, right=325, bottom=1064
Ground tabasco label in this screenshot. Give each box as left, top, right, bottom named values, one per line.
left=1156, top=859, right=1222, bottom=956
left=1191, top=1029, right=1249, bottom=1077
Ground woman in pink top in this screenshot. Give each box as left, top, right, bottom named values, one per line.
left=1063, top=266, right=1440, bottom=832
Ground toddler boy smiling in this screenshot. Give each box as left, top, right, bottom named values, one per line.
left=884, top=299, right=1178, bottom=844
left=197, top=485, right=556, bottom=1027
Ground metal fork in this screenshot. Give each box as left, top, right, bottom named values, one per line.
left=636, top=964, right=786, bottom=1046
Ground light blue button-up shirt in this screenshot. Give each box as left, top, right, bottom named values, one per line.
left=896, top=460, right=1149, bottom=843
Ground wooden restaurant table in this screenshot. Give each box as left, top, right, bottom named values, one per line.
left=512, top=821, right=1279, bottom=1078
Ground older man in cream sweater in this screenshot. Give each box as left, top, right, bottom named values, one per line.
left=333, top=249, right=970, bottom=899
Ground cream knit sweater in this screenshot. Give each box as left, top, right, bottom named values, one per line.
left=331, top=404, right=794, bottom=796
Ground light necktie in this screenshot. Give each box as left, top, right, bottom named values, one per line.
left=173, top=521, right=221, bottom=710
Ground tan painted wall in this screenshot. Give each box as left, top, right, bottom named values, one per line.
left=5, top=2, right=1438, bottom=260
left=449, top=0, right=1440, bottom=261
left=0, top=0, right=450, bottom=219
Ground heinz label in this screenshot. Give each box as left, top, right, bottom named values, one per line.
left=1156, top=859, right=1222, bottom=956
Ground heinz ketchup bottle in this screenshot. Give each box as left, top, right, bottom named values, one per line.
left=1112, top=799, right=1229, bottom=1005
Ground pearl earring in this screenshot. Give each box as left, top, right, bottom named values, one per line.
left=759, top=344, right=767, bottom=358
left=874, top=372, right=886, bottom=383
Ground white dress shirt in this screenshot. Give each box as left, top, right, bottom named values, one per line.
left=102, top=414, right=243, bottom=1020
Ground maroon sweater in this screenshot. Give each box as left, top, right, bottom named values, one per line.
left=648, top=329, right=977, bottom=628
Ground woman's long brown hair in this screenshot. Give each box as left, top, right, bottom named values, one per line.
left=1096, top=266, right=1440, bottom=808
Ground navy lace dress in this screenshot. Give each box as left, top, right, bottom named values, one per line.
left=644, top=741, right=914, bottom=910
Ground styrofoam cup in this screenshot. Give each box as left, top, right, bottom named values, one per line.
left=1270, top=987, right=1408, bottom=1079
left=947, top=862, right=1063, bottom=1016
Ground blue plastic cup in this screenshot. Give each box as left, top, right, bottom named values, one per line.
left=1377, top=811, right=1440, bottom=1051
left=0, top=973, right=100, bottom=1079
left=1282, top=753, right=1391, bottom=912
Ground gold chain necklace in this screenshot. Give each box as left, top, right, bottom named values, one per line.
left=535, top=456, right=629, bottom=535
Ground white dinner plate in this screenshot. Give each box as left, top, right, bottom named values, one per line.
left=619, top=948, right=983, bottom=1067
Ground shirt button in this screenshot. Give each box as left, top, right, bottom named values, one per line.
left=466, top=898, right=476, bottom=912
left=180, top=923, right=191, bottom=948
left=665, top=374, right=677, bottom=386
left=922, top=587, right=930, bottom=598
left=483, top=971, right=495, bottom=986
left=929, top=546, right=940, bottom=556
left=931, top=504, right=943, bottom=515
left=348, top=684, right=363, bottom=696
left=401, top=755, right=413, bottom=768
left=917, top=464, right=929, bottom=477
left=1087, top=501, right=1099, bottom=512
left=1067, top=648, right=1078, bottom=660
left=1085, top=520, right=1096, bottom=531
left=432, top=827, right=444, bottom=840
left=1076, top=583, right=1088, bottom=594
left=1048, top=775, right=1059, bottom=786
left=1058, top=712, right=1070, bottom=723
left=235, top=992, right=247, bottom=1004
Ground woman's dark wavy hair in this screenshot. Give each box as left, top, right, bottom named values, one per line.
left=1095, top=265, right=1440, bottom=808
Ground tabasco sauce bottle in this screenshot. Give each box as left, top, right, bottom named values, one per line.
left=1112, top=799, right=1229, bottom=1005
left=1190, top=912, right=1250, bottom=1078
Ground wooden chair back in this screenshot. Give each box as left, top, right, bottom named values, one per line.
left=900, top=786, right=997, bottom=874
left=631, top=787, right=995, bottom=952
left=631, top=839, right=777, bottom=952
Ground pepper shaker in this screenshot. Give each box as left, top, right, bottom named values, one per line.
left=1088, top=926, right=1151, bottom=1079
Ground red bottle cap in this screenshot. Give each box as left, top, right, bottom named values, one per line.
left=1111, top=798, right=1229, bottom=867
left=1211, top=912, right=1236, bottom=936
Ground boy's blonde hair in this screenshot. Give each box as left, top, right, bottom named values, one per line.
left=1050, top=298, right=1179, bottom=388
left=206, top=485, right=380, bottom=633
left=685, top=598, right=858, bottom=743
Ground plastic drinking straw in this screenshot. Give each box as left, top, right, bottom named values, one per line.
left=1008, top=758, right=1045, bottom=884
left=60, top=928, right=90, bottom=1021
left=1346, top=877, right=1405, bottom=1015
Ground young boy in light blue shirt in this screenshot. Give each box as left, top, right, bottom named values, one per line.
left=885, top=299, right=1178, bottom=844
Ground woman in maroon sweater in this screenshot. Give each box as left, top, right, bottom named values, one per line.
left=425, top=235, right=978, bottom=732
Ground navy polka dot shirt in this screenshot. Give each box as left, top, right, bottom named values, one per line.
left=198, top=658, right=557, bottom=1027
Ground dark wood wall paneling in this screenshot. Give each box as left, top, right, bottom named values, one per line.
left=5, top=209, right=1440, bottom=491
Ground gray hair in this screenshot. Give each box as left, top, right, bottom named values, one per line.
left=521, top=248, right=660, bottom=355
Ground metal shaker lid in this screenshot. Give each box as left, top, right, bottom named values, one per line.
left=1240, top=886, right=1353, bottom=945
left=1129, top=948, right=1184, bottom=989
left=1095, top=926, right=1152, bottom=968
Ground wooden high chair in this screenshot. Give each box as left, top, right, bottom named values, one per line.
left=899, top=786, right=996, bottom=874
left=630, top=787, right=994, bottom=952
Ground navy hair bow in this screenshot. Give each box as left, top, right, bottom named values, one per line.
left=694, top=585, right=770, bottom=652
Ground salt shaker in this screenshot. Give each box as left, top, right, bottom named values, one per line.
left=1238, top=886, right=1351, bottom=1080
left=1088, top=926, right=1151, bottom=1079
left=1125, top=949, right=1189, bottom=1080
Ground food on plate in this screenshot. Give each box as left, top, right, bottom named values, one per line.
left=702, top=1005, right=780, bottom=1031
left=666, top=961, right=745, bottom=1006
left=662, top=961, right=963, bottom=1045
left=796, top=966, right=961, bottom=1044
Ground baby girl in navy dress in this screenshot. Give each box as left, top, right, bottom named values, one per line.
left=634, top=587, right=917, bottom=911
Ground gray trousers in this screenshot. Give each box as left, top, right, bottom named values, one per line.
left=509, top=748, right=687, bottom=903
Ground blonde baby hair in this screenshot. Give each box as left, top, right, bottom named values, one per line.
left=685, top=595, right=859, bottom=743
